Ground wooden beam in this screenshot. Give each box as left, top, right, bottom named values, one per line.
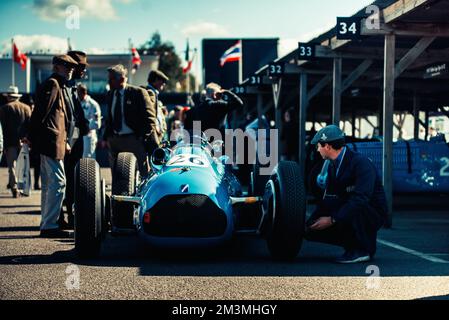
left=383, top=33, right=395, bottom=228
left=382, top=0, right=430, bottom=24
left=395, top=37, right=436, bottom=78
left=362, top=22, right=449, bottom=37
left=342, top=59, right=373, bottom=92
left=308, top=75, right=332, bottom=101
left=333, top=58, right=342, bottom=125
left=299, top=73, right=308, bottom=167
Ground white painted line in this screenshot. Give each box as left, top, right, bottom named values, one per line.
left=377, top=239, right=449, bottom=264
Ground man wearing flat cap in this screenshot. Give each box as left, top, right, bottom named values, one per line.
left=146, top=70, right=169, bottom=142
left=0, top=86, right=31, bottom=198
left=27, top=54, right=78, bottom=238
left=305, top=125, right=387, bottom=263
left=57, top=50, right=90, bottom=229
left=104, top=64, right=159, bottom=178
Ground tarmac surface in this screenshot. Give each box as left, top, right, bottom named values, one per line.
left=1, top=168, right=449, bottom=300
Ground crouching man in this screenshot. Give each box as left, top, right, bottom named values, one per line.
left=305, top=125, right=388, bottom=263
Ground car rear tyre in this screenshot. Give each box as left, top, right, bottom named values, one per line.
left=264, top=161, right=306, bottom=261
left=111, top=152, right=139, bottom=230
left=74, top=158, right=103, bottom=259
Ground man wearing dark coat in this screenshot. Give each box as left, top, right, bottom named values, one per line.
left=305, top=125, right=388, bottom=263
left=183, top=82, right=243, bottom=134
left=58, top=50, right=89, bottom=229
left=27, top=54, right=78, bottom=238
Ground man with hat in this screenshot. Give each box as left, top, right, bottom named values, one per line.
left=0, top=86, right=31, bottom=198
left=58, top=50, right=90, bottom=229
left=305, top=125, right=388, bottom=263
left=27, top=54, right=78, bottom=238
left=146, top=70, right=169, bottom=143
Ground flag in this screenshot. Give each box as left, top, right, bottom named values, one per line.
left=219, top=40, right=241, bottom=67
left=182, top=40, right=196, bottom=74
left=13, top=43, right=27, bottom=70
left=131, top=47, right=142, bottom=74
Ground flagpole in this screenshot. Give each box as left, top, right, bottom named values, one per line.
left=238, top=40, right=243, bottom=84
left=11, top=38, right=15, bottom=86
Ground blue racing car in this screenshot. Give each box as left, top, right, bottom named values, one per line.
left=73, top=133, right=306, bottom=260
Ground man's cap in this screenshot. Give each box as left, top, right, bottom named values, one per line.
left=148, top=70, right=169, bottom=83
left=52, top=54, right=78, bottom=67
left=2, top=85, right=22, bottom=98
left=311, top=125, right=345, bottom=145
left=67, top=50, right=89, bottom=66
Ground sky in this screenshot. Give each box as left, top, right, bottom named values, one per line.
left=0, top=0, right=374, bottom=79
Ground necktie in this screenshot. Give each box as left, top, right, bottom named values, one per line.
left=113, top=90, right=122, bottom=133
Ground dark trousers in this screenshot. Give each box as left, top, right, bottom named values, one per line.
left=61, top=138, right=83, bottom=219
left=304, top=199, right=383, bottom=256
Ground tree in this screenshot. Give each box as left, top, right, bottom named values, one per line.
left=140, top=31, right=195, bottom=92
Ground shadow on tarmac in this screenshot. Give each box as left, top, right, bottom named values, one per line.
left=0, top=234, right=448, bottom=278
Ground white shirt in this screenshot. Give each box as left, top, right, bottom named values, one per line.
left=80, top=95, right=102, bottom=134
left=111, top=86, right=134, bottom=135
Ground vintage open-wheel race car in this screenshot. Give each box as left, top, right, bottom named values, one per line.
left=73, top=132, right=306, bottom=260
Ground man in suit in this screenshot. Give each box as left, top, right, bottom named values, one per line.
left=104, top=64, right=159, bottom=177
left=305, top=125, right=388, bottom=263
left=27, top=54, right=78, bottom=238
left=0, top=86, right=31, bottom=198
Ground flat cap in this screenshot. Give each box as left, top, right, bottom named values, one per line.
left=67, top=50, right=89, bottom=66
left=148, top=70, right=169, bottom=83
left=311, top=125, right=345, bottom=145
left=52, top=54, right=78, bottom=67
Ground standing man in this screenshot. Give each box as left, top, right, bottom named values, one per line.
left=146, top=70, right=169, bottom=143
left=305, top=125, right=388, bottom=263
left=28, top=55, right=78, bottom=238
left=77, top=84, right=101, bottom=159
left=183, top=82, right=243, bottom=133
left=104, top=64, right=159, bottom=178
left=0, top=86, right=31, bottom=198
left=59, top=50, right=90, bottom=229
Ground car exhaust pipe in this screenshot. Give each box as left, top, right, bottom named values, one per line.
left=229, top=196, right=262, bottom=205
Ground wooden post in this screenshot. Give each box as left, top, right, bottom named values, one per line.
left=383, top=34, right=395, bottom=228
left=332, top=58, right=342, bottom=125
left=299, top=73, right=308, bottom=167
left=413, top=94, right=420, bottom=140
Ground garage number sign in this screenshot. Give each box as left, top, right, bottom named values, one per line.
left=336, top=17, right=361, bottom=40
left=268, top=63, right=284, bottom=76
left=298, top=43, right=315, bottom=60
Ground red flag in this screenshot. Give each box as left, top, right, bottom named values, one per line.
left=13, top=43, right=27, bottom=70
left=182, top=48, right=196, bottom=74
left=131, top=47, right=141, bottom=74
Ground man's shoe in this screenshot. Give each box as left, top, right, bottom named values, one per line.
left=336, top=250, right=371, bottom=264
left=34, top=184, right=41, bottom=190
left=11, top=188, right=21, bottom=198
left=39, top=228, right=72, bottom=238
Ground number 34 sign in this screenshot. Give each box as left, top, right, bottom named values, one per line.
left=336, top=17, right=362, bottom=40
